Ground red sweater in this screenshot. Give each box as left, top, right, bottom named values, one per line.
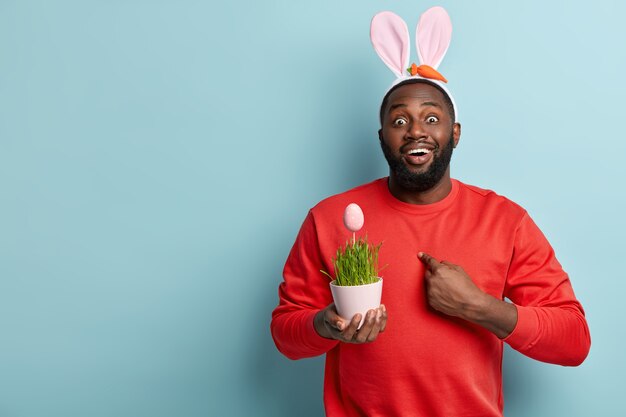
left=271, top=178, right=590, bottom=417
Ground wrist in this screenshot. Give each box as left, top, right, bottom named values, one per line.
left=464, top=293, right=517, bottom=339
left=459, top=290, right=492, bottom=323
left=313, top=309, right=331, bottom=339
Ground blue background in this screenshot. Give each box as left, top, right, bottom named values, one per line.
left=0, top=1, right=623, bottom=416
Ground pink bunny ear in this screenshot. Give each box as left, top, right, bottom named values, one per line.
left=370, top=11, right=410, bottom=78
left=415, top=6, right=452, bottom=70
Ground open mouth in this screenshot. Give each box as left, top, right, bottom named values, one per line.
left=404, top=147, right=434, bottom=165
left=407, top=148, right=432, bottom=157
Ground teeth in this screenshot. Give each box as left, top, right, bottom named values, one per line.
left=408, top=148, right=431, bottom=155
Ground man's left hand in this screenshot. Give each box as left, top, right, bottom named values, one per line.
left=418, top=252, right=486, bottom=319
left=417, top=251, right=517, bottom=338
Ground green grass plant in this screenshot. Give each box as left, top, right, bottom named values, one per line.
left=321, top=236, right=383, bottom=286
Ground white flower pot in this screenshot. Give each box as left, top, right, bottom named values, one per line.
left=329, top=278, right=383, bottom=328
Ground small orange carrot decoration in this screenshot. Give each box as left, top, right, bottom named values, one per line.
left=406, top=63, right=448, bottom=83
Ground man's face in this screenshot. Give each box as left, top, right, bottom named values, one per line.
left=379, top=82, right=460, bottom=192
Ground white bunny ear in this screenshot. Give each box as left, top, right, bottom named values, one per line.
left=370, top=11, right=410, bottom=78
left=415, top=6, right=452, bottom=70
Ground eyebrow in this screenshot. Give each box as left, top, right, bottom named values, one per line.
left=389, top=103, right=407, bottom=111
left=389, top=101, right=441, bottom=111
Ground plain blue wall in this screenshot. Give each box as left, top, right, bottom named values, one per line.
left=0, top=1, right=623, bottom=416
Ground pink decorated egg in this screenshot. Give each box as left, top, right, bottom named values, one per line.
left=343, top=203, right=364, bottom=232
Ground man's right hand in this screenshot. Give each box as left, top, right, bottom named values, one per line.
left=313, top=303, right=387, bottom=344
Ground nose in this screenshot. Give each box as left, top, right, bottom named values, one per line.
left=406, top=120, right=427, bottom=141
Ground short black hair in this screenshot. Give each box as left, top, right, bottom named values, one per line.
left=379, top=78, right=456, bottom=126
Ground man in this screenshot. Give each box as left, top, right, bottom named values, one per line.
left=271, top=9, right=590, bottom=417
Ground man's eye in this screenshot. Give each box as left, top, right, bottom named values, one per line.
left=393, top=118, right=407, bottom=126
left=427, top=116, right=439, bottom=123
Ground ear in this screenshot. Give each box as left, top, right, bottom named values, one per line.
left=371, top=11, right=410, bottom=78
left=452, top=122, right=461, bottom=148
left=378, top=128, right=383, bottom=142
left=415, top=6, right=452, bottom=70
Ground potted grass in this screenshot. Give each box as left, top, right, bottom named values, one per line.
left=321, top=203, right=384, bottom=327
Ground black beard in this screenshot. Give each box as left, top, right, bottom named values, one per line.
left=380, top=134, right=455, bottom=192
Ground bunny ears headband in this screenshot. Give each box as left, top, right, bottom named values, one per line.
left=371, top=6, right=458, bottom=120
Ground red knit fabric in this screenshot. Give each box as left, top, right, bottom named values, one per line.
left=271, top=178, right=590, bottom=417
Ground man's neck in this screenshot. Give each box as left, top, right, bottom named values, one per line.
left=387, top=174, right=453, bottom=205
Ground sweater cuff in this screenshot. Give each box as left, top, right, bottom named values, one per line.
left=503, top=305, right=539, bottom=351
left=304, top=310, right=340, bottom=352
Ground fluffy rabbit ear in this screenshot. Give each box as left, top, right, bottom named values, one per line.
left=371, top=11, right=410, bottom=78
left=415, top=6, right=452, bottom=70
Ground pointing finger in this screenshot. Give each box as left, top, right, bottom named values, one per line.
left=418, top=252, right=440, bottom=270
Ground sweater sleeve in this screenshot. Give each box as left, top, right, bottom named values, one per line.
left=503, top=213, right=591, bottom=366
left=270, top=211, right=339, bottom=360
